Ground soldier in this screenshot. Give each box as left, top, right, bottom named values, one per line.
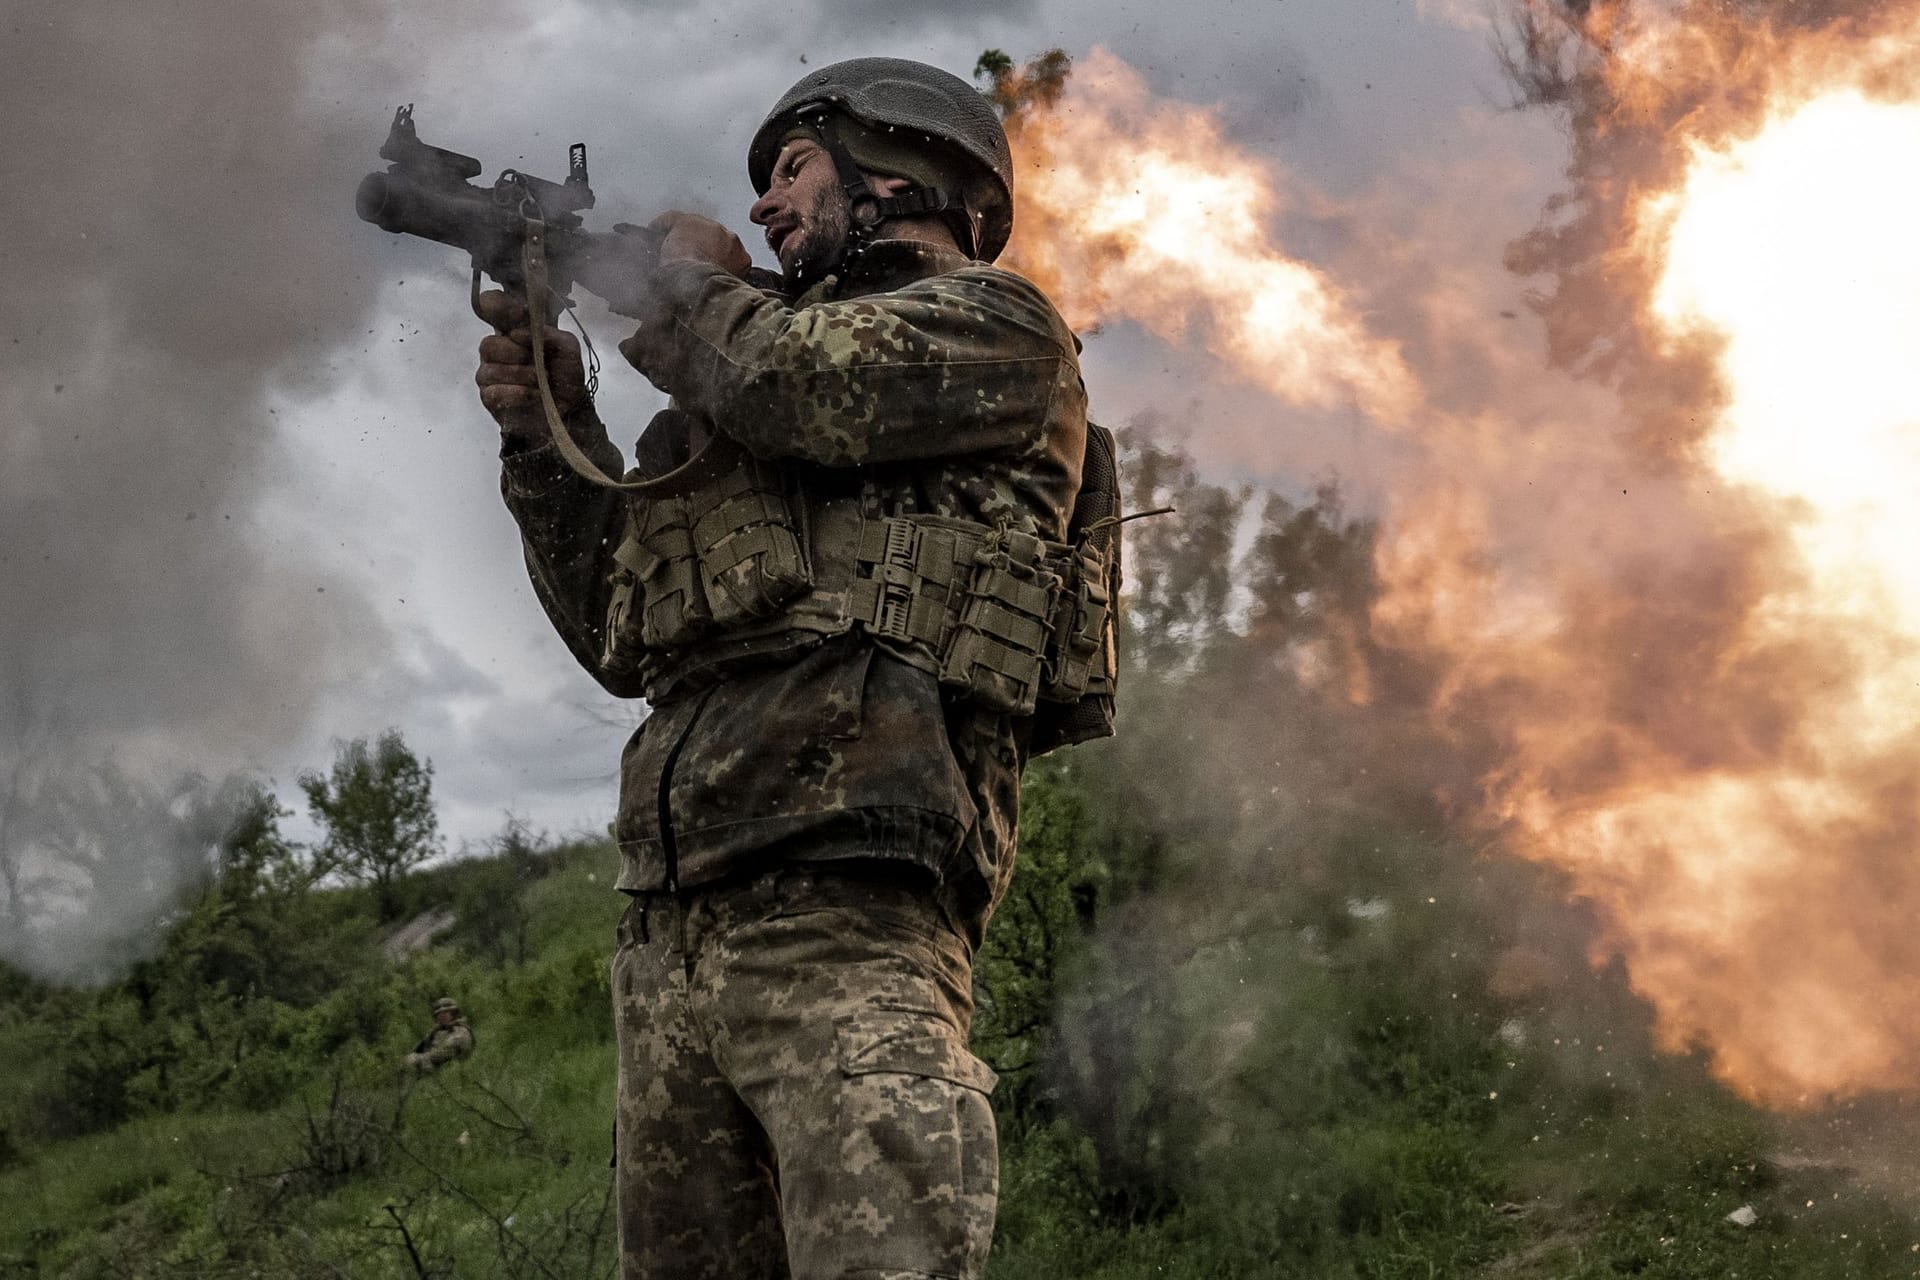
left=405, top=996, right=474, bottom=1073
left=474, top=58, right=1096, bottom=1279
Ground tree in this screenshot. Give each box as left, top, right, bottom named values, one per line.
left=973, top=47, right=1070, bottom=119
left=300, top=730, right=441, bottom=920
left=452, top=816, right=547, bottom=966
left=1116, top=424, right=1252, bottom=671
left=164, top=782, right=338, bottom=1001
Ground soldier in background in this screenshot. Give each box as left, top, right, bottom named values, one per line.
left=404, top=996, right=474, bottom=1074
left=474, top=57, right=1097, bottom=1279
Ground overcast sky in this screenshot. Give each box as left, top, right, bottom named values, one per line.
left=2, top=0, right=1568, bottom=851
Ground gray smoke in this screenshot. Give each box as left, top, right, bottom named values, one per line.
left=0, top=0, right=1040, bottom=982
left=0, top=0, right=512, bottom=977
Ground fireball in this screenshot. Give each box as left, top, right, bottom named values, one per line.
left=1002, top=10, right=1920, bottom=1106
left=1000, top=49, right=1418, bottom=422
left=1406, top=3, right=1920, bottom=1104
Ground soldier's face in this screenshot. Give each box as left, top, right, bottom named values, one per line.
left=436, top=1010, right=454, bottom=1026
left=751, top=139, right=849, bottom=285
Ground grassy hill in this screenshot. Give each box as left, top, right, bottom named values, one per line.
left=8, top=459, right=1918, bottom=1277
left=5, top=792, right=1917, bottom=1279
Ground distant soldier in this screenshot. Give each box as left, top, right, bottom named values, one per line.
left=405, top=996, right=474, bottom=1073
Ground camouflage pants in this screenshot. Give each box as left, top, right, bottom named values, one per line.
left=612, top=863, right=999, bottom=1279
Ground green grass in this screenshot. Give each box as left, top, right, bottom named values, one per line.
left=7, top=838, right=1920, bottom=1279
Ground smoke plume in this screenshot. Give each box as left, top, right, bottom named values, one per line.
left=0, top=0, right=503, bottom=978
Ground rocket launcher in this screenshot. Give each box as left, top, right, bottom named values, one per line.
left=356, top=105, right=762, bottom=497
left=355, top=104, right=664, bottom=319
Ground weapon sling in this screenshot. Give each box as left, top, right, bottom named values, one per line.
left=517, top=207, right=740, bottom=499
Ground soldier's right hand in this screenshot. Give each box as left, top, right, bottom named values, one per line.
left=475, top=289, right=588, bottom=429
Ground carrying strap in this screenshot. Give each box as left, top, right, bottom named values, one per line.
left=810, top=113, right=976, bottom=260
left=515, top=207, right=742, bottom=498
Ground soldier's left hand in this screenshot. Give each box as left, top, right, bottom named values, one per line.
left=650, top=211, right=752, bottom=276
left=474, top=288, right=588, bottom=430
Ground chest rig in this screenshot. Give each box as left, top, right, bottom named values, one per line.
left=599, top=412, right=1121, bottom=755
left=509, top=218, right=1118, bottom=752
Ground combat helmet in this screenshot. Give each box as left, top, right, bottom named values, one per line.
left=748, top=57, right=1014, bottom=262
left=431, top=996, right=459, bottom=1015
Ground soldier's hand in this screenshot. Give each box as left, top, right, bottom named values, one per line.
left=474, top=288, right=587, bottom=427
left=651, top=211, right=752, bottom=276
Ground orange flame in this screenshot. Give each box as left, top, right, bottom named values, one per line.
left=1000, top=49, right=1419, bottom=422
left=1380, top=3, right=1920, bottom=1105
left=1005, top=14, right=1920, bottom=1107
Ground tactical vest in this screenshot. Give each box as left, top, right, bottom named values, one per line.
left=601, top=413, right=1122, bottom=756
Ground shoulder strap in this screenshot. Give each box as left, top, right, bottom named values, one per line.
left=518, top=211, right=743, bottom=498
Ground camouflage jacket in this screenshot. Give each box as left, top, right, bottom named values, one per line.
left=419, top=1020, right=473, bottom=1067
left=500, top=240, right=1086, bottom=942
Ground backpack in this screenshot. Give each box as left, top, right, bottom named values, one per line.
left=1030, top=421, right=1123, bottom=757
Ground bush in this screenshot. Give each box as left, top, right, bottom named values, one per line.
left=445, top=820, right=549, bottom=967
left=973, top=754, right=1101, bottom=1126
left=510, top=942, right=612, bottom=1046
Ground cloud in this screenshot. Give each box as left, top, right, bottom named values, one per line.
left=0, top=0, right=533, bottom=976
left=815, top=0, right=1037, bottom=39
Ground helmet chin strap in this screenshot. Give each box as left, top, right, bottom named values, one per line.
left=809, top=113, right=978, bottom=268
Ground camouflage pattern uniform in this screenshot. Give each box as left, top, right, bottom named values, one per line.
left=501, top=239, right=1085, bottom=1278
left=406, top=998, right=474, bottom=1073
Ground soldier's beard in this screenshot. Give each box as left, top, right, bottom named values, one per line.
left=781, top=187, right=852, bottom=290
